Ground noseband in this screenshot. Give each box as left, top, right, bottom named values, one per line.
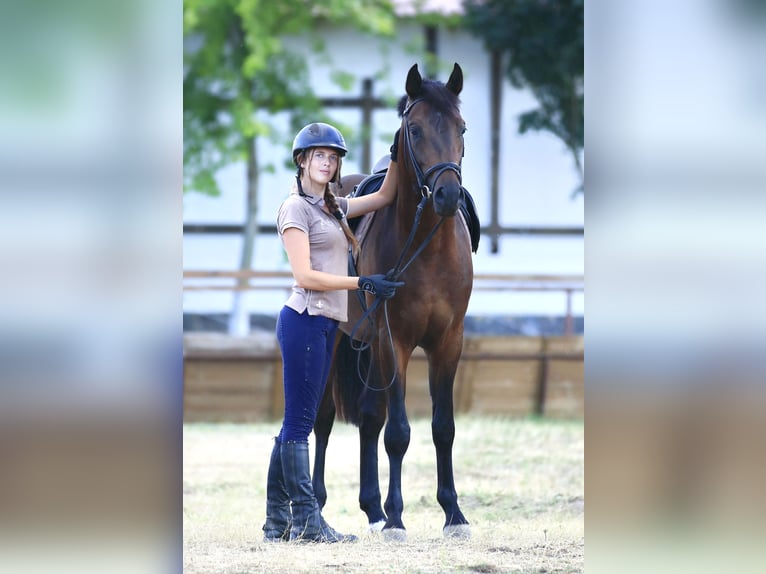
left=402, top=98, right=463, bottom=199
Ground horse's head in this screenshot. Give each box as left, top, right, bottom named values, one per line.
left=398, top=63, right=465, bottom=217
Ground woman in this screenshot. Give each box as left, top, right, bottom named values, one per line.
left=263, top=122, right=403, bottom=543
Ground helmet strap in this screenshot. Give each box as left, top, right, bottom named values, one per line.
left=296, top=175, right=308, bottom=198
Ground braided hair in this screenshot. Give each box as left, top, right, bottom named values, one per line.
left=295, top=149, right=359, bottom=255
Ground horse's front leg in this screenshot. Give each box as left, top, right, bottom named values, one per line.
left=428, top=340, right=470, bottom=539
left=312, top=379, right=335, bottom=510
left=357, top=397, right=387, bottom=530
left=381, top=355, right=411, bottom=541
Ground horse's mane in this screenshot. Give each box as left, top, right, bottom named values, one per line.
left=397, top=78, right=461, bottom=120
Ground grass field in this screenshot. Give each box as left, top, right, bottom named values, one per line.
left=183, top=416, right=583, bottom=573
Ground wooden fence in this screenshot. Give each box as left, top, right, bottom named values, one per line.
left=184, top=271, right=584, bottom=335
left=183, top=333, right=583, bottom=422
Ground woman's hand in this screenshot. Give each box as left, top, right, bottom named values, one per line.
left=358, top=274, right=405, bottom=299
left=346, top=165, right=398, bottom=218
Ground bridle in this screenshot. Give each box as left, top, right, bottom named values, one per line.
left=387, top=97, right=465, bottom=279
left=349, top=97, right=466, bottom=391
left=401, top=97, right=463, bottom=200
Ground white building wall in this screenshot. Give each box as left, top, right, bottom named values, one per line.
left=183, top=21, right=584, bottom=319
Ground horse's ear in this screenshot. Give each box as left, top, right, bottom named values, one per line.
left=406, top=63, right=423, bottom=98
left=446, top=63, right=463, bottom=96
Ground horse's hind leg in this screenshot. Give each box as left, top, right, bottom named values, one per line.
left=312, top=377, right=335, bottom=510
left=428, top=341, right=471, bottom=539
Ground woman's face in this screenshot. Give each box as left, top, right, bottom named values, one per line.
left=303, top=147, right=340, bottom=186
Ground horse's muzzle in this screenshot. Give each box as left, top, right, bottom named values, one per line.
left=432, top=183, right=462, bottom=217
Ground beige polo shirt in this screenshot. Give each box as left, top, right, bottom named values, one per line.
left=277, top=192, right=351, bottom=322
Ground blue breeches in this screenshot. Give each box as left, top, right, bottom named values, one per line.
left=276, top=306, right=338, bottom=443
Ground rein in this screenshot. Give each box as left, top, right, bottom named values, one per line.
left=349, top=98, right=462, bottom=391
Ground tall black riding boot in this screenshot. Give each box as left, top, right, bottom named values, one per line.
left=262, top=439, right=291, bottom=542
left=280, top=441, right=357, bottom=543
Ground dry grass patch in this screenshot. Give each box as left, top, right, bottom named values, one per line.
left=184, top=416, right=583, bottom=573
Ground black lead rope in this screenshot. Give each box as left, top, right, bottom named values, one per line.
left=348, top=191, right=436, bottom=347
left=348, top=194, right=446, bottom=392
left=347, top=97, right=462, bottom=392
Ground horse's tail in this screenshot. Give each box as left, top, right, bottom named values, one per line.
left=329, top=332, right=369, bottom=426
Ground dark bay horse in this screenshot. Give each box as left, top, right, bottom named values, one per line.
left=313, top=63, right=473, bottom=541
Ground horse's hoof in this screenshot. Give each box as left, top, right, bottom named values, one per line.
left=368, top=520, right=385, bottom=533
left=443, top=524, right=471, bottom=539
left=382, top=528, right=407, bottom=542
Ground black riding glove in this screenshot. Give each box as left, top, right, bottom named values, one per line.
left=389, top=128, right=400, bottom=163
left=358, top=273, right=405, bottom=299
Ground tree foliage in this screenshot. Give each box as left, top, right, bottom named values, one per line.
left=184, top=0, right=396, bottom=334
left=463, top=0, right=584, bottom=193
left=183, top=0, right=396, bottom=196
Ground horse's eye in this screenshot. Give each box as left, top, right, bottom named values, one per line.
left=409, top=125, right=422, bottom=139
left=460, top=126, right=467, bottom=136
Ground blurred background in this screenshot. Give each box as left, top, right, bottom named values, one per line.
left=0, top=1, right=180, bottom=573
left=586, top=0, right=766, bottom=572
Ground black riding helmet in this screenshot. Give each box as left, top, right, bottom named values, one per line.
left=292, top=122, right=347, bottom=185
left=292, top=122, right=347, bottom=165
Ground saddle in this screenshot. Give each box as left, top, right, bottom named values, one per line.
left=348, top=168, right=481, bottom=253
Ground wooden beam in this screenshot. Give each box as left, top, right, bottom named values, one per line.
left=489, top=50, right=503, bottom=254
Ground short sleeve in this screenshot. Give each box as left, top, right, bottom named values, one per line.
left=277, top=196, right=309, bottom=235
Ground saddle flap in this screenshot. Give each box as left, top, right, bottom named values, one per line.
left=459, top=188, right=481, bottom=253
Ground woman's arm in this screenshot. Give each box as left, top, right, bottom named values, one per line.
left=283, top=226, right=405, bottom=298
left=282, top=227, right=358, bottom=291
left=345, top=162, right=398, bottom=219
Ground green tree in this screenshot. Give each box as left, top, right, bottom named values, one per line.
left=463, top=0, right=584, bottom=195
left=183, top=0, right=395, bottom=333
